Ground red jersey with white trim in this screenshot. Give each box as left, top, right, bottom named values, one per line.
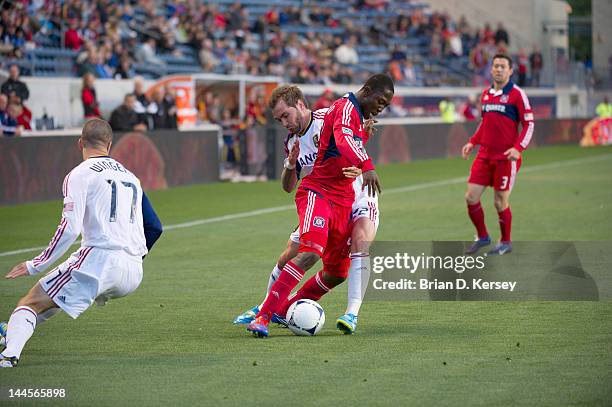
left=469, top=81, right=535, bottom=160
left=299, top=92, right=374, bottom=207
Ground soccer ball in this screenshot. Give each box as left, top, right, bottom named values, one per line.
left=286, top=299, right=325, bottom=336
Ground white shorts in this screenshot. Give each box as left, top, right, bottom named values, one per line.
left=39, top=247, right=143, bottom=319
left=352, top=175, right=380, bottom=231
left=289, top=225, right=300, bottom=244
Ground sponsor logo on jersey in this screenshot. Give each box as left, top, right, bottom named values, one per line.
left=500, top=95, right=509, bottom=103
left=524, top=113, right=534, bottom=121
left=299, top=153, right=317, bottom=167
left=57, top=295, right=66, bottom=302
left=342, top=127, right=353, bottom=136
left=313, top=216, right=325, bottom=228
left=483, top=104, right=507, bottom=113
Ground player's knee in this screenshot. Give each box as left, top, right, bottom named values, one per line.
left=351, top=231, right=369, bottom=252
left=16, top=286, right=55, bottom=314
left=351, top=220, right=375, bottom=252
left=293, top=251, right=320, bottom=269
left=278, top=244, right=298, bottom=269
left=465, top=191, right=478, bottom=204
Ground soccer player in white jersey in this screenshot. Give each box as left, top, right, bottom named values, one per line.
left=233, top=85, right=380, bottom=334
left=0, top=119, right=162, bottom=368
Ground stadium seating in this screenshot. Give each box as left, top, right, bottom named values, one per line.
left=1, top=0, right=487, bottom=85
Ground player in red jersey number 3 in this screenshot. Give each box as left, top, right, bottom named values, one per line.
left=462, top=54, right=535, bottom=255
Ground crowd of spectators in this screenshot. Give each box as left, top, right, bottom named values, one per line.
left=0, top=0, right=536, bottom=88
left=105, top=78, right=178, bottom=132
left=1, top=64, right=31, bottom=136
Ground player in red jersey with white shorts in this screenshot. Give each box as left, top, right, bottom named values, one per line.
left=247, top=74, right=394, bottom=337
left=462, top=54, right=535, bottom=255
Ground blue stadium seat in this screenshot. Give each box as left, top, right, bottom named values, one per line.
left=281, top=25, right=344, bottom=35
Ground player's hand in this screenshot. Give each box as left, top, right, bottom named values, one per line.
left=461, top=142, right=474, bottom=159
left=364, top=119, right=378, bottom=137
left=288, top=139, right=300, bottom=167
left=504, top=147, right=521, bottom=161
left=6, top=262, right=29, bottom=279
left=342, top=166, right=362, bottom=178
left=362, top=170, right=381, bottom=197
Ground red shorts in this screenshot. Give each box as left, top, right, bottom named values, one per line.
left=295, top=188, right=352, bottom=278
left=468, top=156, right=522, bottom=191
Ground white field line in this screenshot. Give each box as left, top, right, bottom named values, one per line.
left=1, top=153, right=610, bottom=258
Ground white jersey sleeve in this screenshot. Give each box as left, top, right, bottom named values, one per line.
left=27, top=169, right=88, bottom=274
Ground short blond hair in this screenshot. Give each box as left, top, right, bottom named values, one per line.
left=268, top=85, right=307, bottom=110
left=81, top=118, right=113, bottom=148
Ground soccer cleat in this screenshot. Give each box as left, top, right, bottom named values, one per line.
left=336, top=313, right=358, bottom=335
left=0, top=321, right=7, bottom=351
left=486, top=242, right=513, bottom=256
left=271, top=313, right=288, bottom=327
left=247, top=316, right=270, bottom=338
left=465, top=236, right=491, bottom=254
left=233, top=305, right=260, bottom=325
left=0, top=354, right=18, bottom=368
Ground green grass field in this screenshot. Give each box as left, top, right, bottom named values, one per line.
left=1, top=145, right=611, bottom=406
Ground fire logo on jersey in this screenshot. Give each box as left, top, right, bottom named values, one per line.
left=313, top=216, right=325, bottom=228
left=313, top=133, right=319, bottom=148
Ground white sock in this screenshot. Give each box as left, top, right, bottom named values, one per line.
left=37, top=308, right=60, bottom=325
left=346, top=254, right=371, bottom=316
left=260, top=265, right=282, bottom=308
left=4, top=306, right=38, bottom=359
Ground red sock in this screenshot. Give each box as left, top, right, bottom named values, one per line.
left=467, top=202, right=489, bottom=239
left=258, top=261, right=305, bottom=320
left=498, top=207, right=512, bottom=243
left=279, top=271, right=336, bottom=317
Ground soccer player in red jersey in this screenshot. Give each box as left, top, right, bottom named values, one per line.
left=247, top=74, right=394, bottom=337
left=462, top=54, right=535, bottom=255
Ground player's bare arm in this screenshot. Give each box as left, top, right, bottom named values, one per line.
left=281, top=139, right=300, bottom=193
left=362, top=170, right=382, bottom=197
left=6, top=262, right=29, bottom=279
left=462, top=142, right=474, bottom=159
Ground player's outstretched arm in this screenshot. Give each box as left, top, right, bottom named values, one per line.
left=24, top=173, right=86, bottom=276
left=6, top=262, right=29, bottom=279
left=362, top=170, right=382, bottom=197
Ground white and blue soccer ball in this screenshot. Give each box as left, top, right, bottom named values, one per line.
left=286, top=299, right=325, bottom=336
